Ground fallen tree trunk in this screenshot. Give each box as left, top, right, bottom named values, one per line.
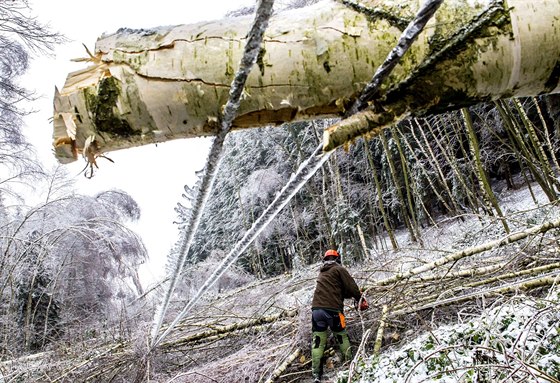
left=391, top=274, right=559, bottom=316
left=160, top=309, right=297, bottom=349
left=388, top=264, right=560, bottom=313
left=52, top=0, right=560, bottom=163
left=264, top=347, right=302, bottom=383
left=374, top=218, right=560, bottom=286
left=5, top=259, right=557, bottom=382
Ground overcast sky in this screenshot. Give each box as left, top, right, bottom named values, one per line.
left=23, top=0, right=253, bottom=285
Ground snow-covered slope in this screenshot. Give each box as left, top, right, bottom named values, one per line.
left=339, top=291, right=560, bottom=382
left=336, top=180, right=560, bottom=383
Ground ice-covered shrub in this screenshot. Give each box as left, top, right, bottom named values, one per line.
left=339, top=290, right=560, bottom=382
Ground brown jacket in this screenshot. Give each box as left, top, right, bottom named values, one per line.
left=311, top=261, right=361, bottom=312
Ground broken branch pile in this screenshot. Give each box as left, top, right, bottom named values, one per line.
left=3, top=212, right=560, bottom=382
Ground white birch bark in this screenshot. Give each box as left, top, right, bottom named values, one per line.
left=52, top=0, right=560, bottom=162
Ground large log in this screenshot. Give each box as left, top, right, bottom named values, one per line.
left=52, top=0, right=560, bottom=163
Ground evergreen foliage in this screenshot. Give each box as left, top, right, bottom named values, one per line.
left=16, top=256, right=61, bottom=350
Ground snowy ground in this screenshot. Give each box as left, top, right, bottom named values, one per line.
left=339, top=291, right=560, bottom=383
left=335, top=179, right=560, bottom=383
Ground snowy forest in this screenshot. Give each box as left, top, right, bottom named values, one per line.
left=3, top=0, right=560, bottom=382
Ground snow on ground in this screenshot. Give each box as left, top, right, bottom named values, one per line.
left=338, top=290, right=560, bottom=383
left=366, top=178, right=559, bottom=277
left=337, top=180, right=560, bottom=383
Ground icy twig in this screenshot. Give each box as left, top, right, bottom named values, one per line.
left=347, top=328, right=372, bottom=382
left=150, top=0, right=275, bottom=349
left=346, top=0, right=444, bottom=116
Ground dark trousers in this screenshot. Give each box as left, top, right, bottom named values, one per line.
left=311, top=308, right=351, bottom=377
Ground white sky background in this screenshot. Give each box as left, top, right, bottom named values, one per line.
left=22, top=0, right=253, bottom=285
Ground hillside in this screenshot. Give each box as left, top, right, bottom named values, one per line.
left=161, top=177, right=560, bottom=383
left=2, top=176, right=559, bottom=383
left=2, top=0, right=560, bottom=382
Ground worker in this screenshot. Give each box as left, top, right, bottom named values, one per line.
left=311, top=249, right=368, bottom=382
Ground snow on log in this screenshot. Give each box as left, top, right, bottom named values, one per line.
left=52, top=0, right=560, bottom=163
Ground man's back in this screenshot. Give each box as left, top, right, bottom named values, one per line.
left=312, top=261, right=361, bottom=312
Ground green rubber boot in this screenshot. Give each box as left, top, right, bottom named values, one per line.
left=334, top=329, right=352, bottom=362
left=311, top=331, right=327, bottom=380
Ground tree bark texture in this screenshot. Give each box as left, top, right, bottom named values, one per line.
left=52, top=0, right=560, bottom=163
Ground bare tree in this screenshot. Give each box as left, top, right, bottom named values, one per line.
left=0, top=0, right=65, bottom=194
left=0, top=178, right=147, bottom=356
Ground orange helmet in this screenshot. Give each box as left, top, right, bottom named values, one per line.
left=324, top=249, right=339, bottom=258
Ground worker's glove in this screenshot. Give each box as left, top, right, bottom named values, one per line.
left=359, top=298, right=369, bottom=311
left=355, top=297, right=369, bottom=311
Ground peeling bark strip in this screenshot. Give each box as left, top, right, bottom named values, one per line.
left=52, top=0, right=560, bottom=162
